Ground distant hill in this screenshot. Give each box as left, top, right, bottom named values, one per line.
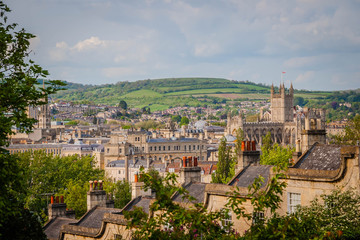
left=52, top=78, right=333, bottom=111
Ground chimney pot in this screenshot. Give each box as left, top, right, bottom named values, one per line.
left=246, top=141, right=251, bottom=151
left=94, top=180, right=98, bottom=190
left=194, top=157, right=198, bottom=167
left=60, top=196, right=64, bottom=203
left=241, top=141, right=245, bottom=151
left=182, top=156, right=187, bottom=167
left=99, top=180, right=103, bottom=190
left=89, top=180, right=94, bottom=191
left=251, top=141, right=256, bottom=151
left=188, top=156, right=193, bottom=167
left=56, top=196, right=59, bottom=203
left=134, top=173, right=138, bottom=183
left=51, top=196, right=54, bottom=204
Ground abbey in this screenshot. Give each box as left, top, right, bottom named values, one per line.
left=226, top=83, right=326, bottom=153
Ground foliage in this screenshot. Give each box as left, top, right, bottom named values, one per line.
left=135, top=120, right=163, bottom=130
left=330, top=115, right=360, bottom=145
left=180, top=116, right=190, bottom=126
left=212, top=137, right=236, bottom=184
left=171, top=115, right=181, bottom=123
left=105, top=180, right=132, bottom=209
left=297, top=189, right=360, bottom=239
left=63, top=181, right=88, bottom=218
left=260, top=132, right=294, bottom=169
left=234, top=128, right=244, bottom=157
left=124, top=168, right=233, bottom=240
left=16, top=151, right=104, bottom=220
left=119, top=100, right=128, bottom=110
left=0, top=1, right=64, bottom=237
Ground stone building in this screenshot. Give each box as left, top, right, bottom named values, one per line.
left=103, top=129, right=207, bottom=172
left=226, top=83, right=326, bottom=152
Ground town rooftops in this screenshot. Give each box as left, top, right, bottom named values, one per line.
left=147, top=137, right=201, bottom=143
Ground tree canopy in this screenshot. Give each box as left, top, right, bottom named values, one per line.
left=0, top=1, right=64, bottom=238
left=330, top=115, right=360, bottom=145
left=212, top=137, right=236, bottom=184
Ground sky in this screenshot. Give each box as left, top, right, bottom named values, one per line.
left=7, top=0, right=360, bottom=91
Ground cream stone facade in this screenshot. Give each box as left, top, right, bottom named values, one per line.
left=226, top=84, right=326, bottom=153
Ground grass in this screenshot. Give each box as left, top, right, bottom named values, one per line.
left=122, top=89, right=162, bottom=98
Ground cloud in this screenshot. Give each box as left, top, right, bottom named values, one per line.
left=102, top=67, right=139, bottom=78
left=295, top=71, right=315, bottom=84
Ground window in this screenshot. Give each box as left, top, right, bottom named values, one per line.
left=149, top=146, right=152, bottom=151
left=185, top=145, right=187, bottom=151
left=107, top=148, right=110, bottom=153
left=252, top=211, right=264, bottom=224
left=169, top=168, right=175, bottom=173
left=163, top=146, right=165, bottom=151
left=168, top=146, right=170, bottom=150
left=119, top=148, right=122, bottom=153
left=220, top=209, right=232, bottom=232
left=197, top=145, right=199, bottom=150
left=193, top=145, right=195, bottom=150
left=154, top=146, right=157, bottom=151
left=288, top=192, right=301, bottom=214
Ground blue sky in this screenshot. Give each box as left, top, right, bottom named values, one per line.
left=7, top=0, right=360, bottom=91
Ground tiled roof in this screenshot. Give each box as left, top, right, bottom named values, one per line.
left=229, top=165, right=272, bottom=188
left=43, top=217, right=78, bottom=240
left=123, top=196, right=153, bottom=214
left=147, top=137, right=200, bottom=143
left=293, top=144, right=342, bottom=170
left=76, top=206, right=121, bottom=229
left=173, top=182, right=207, bottom=204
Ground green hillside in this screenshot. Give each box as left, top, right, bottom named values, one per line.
left=54, top=78, right=338, bottom=108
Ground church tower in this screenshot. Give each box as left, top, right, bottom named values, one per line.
left=28, top=80, right=51, bottom=129
left=270, top=83, right=294, bottom=123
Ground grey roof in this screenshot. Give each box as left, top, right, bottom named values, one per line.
left=147, top=137, right=200, bottom=143
left=204, top=126, right=225, bottom=132
left=229, top=165, right=272, bottom=188
left=173, top=182, right=207, bottom=204
left=123, top=196, right=152, bottom=214
left=293, top=144, right=342, bottom=170
left=76, top=206, right=121, bottom=229
left=44, top=217, right=78, bottom=240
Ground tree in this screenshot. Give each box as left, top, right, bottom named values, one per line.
left=212, top=137, right=236, bottom=184
left=234, top=128, right=244, bottom=157
left=15, top=151, right=104, bottom=221
left=180, top=116, right=189, bottom=126
left=330, top=115, right=360, bottom=145
left=171, top=115, right=181, bottom=123
left=260, top=132, right=294, bottom=169
left=0, top=1, right=64, bottom=238
left=105, top=180, right=132, bottom=209
left=119, top=100, right=128, bottom=110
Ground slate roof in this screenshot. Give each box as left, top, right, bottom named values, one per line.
left=173, top=182, right=207, bottom=204
left=43, top=217, right=78, bottom=240
left=229, top=165, right=272, bottom=188
left=75, top=206, right=121, bottom=229
left=123, top=196, right=153, bottom=214
left=147, top=137, right=200, bottom=143
left=293, top=144, right=342, bottom=170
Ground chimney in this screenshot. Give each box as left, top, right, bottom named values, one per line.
left=48, top=195, right=75, bottom=220
left=236, top=141, right=260, bottom=172
left=180, top=156, right=201, bottom=185
left=132, top=173, right=151, bottom=199
left=87, top=180, right=108, bottom=211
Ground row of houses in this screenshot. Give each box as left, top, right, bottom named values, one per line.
left=43, top=142, right=360, bottom=239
